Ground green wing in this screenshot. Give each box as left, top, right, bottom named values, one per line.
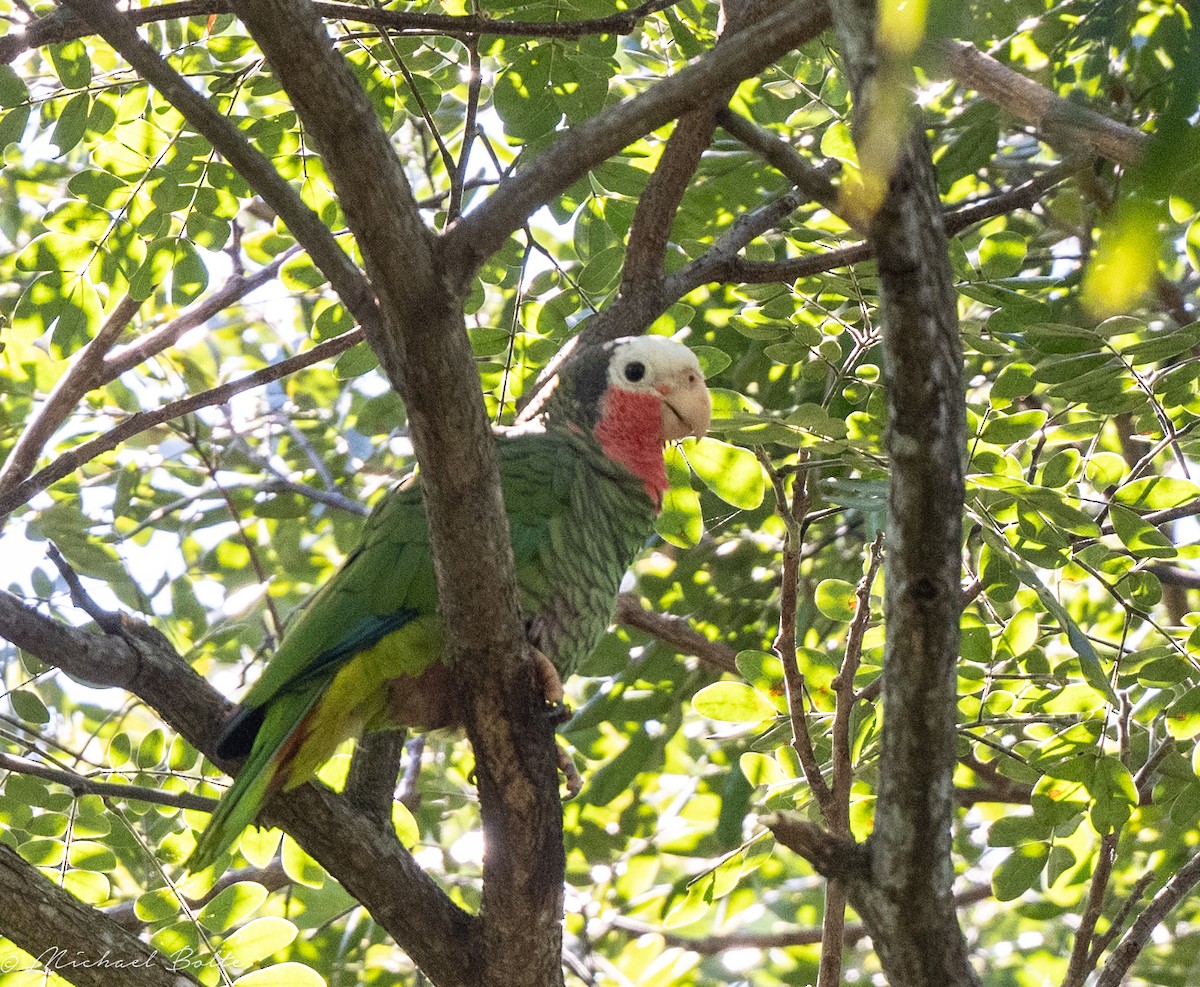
left=187, top=482, right=441, bottom=871
left=235, top=482, right=438, bottom=716
left=189, top=428, right=614, bottom=873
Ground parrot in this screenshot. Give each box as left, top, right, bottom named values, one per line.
left=185, top=334, right=711, bottom=872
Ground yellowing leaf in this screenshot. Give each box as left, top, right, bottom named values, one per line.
left=693, top=682, right=778, bottom=724
left=233, top=962, right=324, bottom=987
left=682, top=438, right=765, bottom=510
left=220, top=916, right=298, bottom=969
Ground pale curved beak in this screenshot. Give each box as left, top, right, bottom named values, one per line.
left=659, top=373, right=711, bottom=442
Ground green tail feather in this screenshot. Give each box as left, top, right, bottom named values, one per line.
left=187, top=694, right=317, bottom=873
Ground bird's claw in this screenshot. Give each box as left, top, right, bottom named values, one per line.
left=557, top=743, right=583, bottom=799
left=531, top=647, right=582, bottom=794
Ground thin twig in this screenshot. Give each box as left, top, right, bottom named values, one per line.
left=0, top=751, right=216, bottom=812
left=1094, top=850, right=1200, bottom=987
left=613, top=594, right=739, bottom=675
left=449, top=27, right=483, bottom=223
left=0, top=330, right=362, bottom=522
left=757, top=448, right=833, bottom=810
left=818, top=532, right=882, bottom=987
left=1063, top=829, right=1120, bottom=987
left=45, top=543, right=123, bottom=633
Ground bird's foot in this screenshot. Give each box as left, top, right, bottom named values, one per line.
left=533, top=647, right=572, bottom=725
left=557, top=743, right=583, bottom=799
left=532, top=648, right=581, bottom=794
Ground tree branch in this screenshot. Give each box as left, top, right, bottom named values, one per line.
left=1064, top=830, right=1119, bottom=987
left=0, top=843, right=203, bottom=987
left=760, top=450, right=834, bottom=812
left=765, top=812, right=871, bottom=883
left=930, top=39, right=1150, bottom=167
left=715, top=107, right=841, bottom=214
left=0, top=750, right=216, bottom=812
left=58, top=0, right=381, bottom=337
left=607, top=884, right=992, bottom=953
left=441, top=0, right=833, bottom=286
left=1094, top=849, right=1200, bottom=987
left=1, top=0, right=685, bottom=65
left=225, top=3, right=564, bottom=984
left=614, top=594, right=739, bottom=675
left=0, top=589, right=481, bottom=987
left=0, top=295, right=139, bottom=496
left=0, top=330, right=362, bottom=523
left=826, top=1, right=978, bottom=984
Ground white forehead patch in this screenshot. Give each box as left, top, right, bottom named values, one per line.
left=607, top=336, right=702, bottom=390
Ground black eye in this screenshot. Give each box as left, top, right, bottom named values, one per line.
left=624, top=360, right=646, bottom=383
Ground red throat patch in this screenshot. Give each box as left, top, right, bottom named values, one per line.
left=593, top=387, right=669, bottom=509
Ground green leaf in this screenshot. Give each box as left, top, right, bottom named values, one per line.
left=0, top=104, right=31, bottom=150
left=333, top=342, right=379, bottom=379
left=1166, top=689, right=1200, bottom=741
left=1088, top=756, right=1137, bottom=833
left=1114, top=476, right=1200, bottom=511
left=1047, top=845, right=1077, bottom=887
left=992, top=842, right=1049, bottom=901
left=681, top=438, right=765, bottom=509
left=815, top=579, right=856, bottom=621
left=49, top=40, right=92, bottom=89
left=220, top=916, right=298, bottom=968
left=691, top=345, right=732, bottom=378
left=979, top=231, right=1027, bottom=279
left=0, top=65, right=30, bottom=108
left=10, top=689, right=49, bottom=725
left=136, top=888, right=182, bottom=923
left=1109, top=505, right=1176, bottom=559
left=990, top=362, right=1036, bottom=404
left=68, top=840, right=116, bottom=871
left=657, top=446, right=702, bottom=547
left=52, top=92, right=89, bottom=156
left=138, top=728, right=166, bottom=768
left=237, top=827, right=282, bottom=869
left=692, top=682, right=778, bottom=724
left=988, top=813, right=1049, bottom=847
left=233, top=964, right=325, bottom=987
left=980, top=410, right=1047, bottom=445
left=19, top=837, right=65, bottom=866
left=280, top=836, right=323, bottom=888
left=171, top=238, right=209, bottom=306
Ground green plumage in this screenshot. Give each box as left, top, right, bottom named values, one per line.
left=187, top=410, right=656, bottom=872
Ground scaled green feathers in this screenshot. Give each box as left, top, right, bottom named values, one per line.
left=187, top=336, right=710, bottom=871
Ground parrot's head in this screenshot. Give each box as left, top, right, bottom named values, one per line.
left=551, top=335, right=711, bottom=507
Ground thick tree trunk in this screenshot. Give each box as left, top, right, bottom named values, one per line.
left=825, top=2, right=980, bottom=984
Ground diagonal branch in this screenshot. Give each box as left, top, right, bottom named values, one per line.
left=0, top=843, right=203, bottom=987
left=0, top=329, right=363, bottom=523
left=58, top=0, right=381, bottom=337
left=1094, top=849, right=1200, bottom=987
left=0, top=251, right=297, bottom=503
left=0, top=588, right=481, bottom=987
left=0, top=295, right=139, bottom=496
left=930, top=39, right=1149, bottom=167
left=441, top=0, right=832, bottom=287
left=614, top=593, right=739, bottom=675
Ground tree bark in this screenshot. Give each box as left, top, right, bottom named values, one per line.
left=824, top=1, right=979, bottom=984
left=0, top=844, right=202, bottom=987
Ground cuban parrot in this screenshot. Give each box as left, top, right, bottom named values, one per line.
left=186, top=335, right=711, bottom=871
